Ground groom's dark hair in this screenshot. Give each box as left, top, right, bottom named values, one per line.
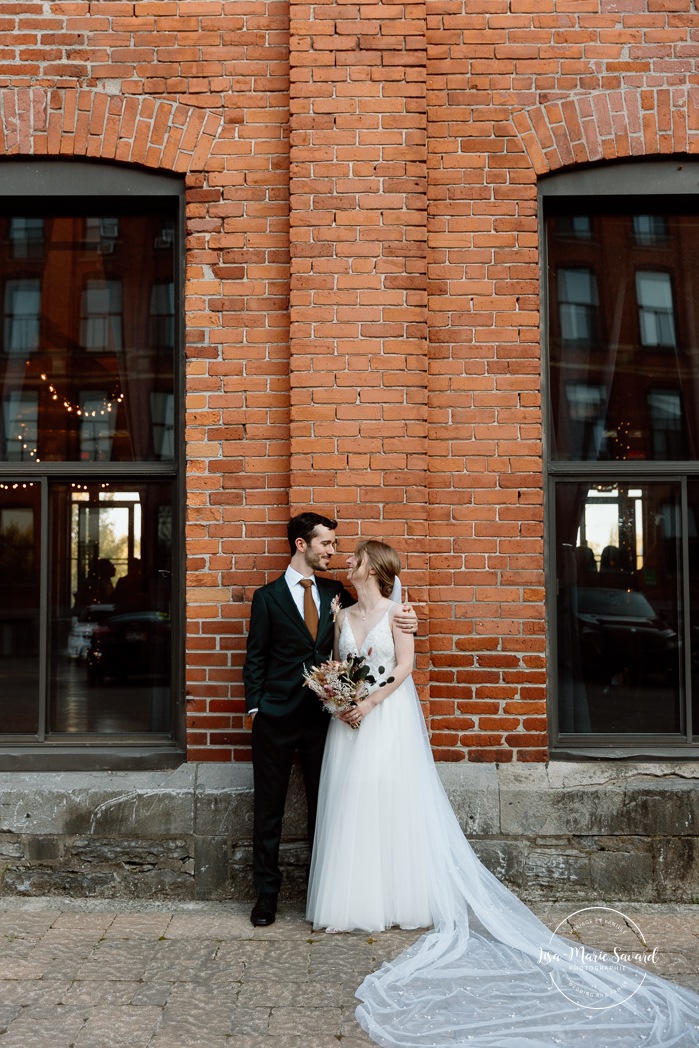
left=288, top=512, right=338, bottom=554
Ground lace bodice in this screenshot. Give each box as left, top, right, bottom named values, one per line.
left=339, top=608, right=397, bottom=684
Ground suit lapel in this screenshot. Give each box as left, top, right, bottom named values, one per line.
left=268, top=576, right=311, bottom=640
left=317, top=581, right=331, bottom=642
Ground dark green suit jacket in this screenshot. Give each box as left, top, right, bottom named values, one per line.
left=243, top=574, right=355, bottom=717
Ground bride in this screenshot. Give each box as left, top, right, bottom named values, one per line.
left=307, top=540, right=699, bottom=1048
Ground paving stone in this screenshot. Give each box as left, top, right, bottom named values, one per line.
left=0, top=979, right=59, bottom=1008
left=267, top=1005, right=343, bottom=1039
left=72, top=1004, right=162, bottom=1047
left=143, top=939, right=223, bottom=983
left=62, top=979, right=145, bottom=1006
left=103, top=915, right=173, bottom=940
left=75, top=939, right=158, bottom=981
left=51, top=912, right=116, bottom=934
left=228, top=1006, right=271, bottom=1036
left=0, top=1006, right=21, bottom=1034
left=157, top=999, right=235, bottom=1039
left=0, top=898, right=693, bottom=1047
left=130, top=981, right=174, bottom=1008
left=164, top=912, right=251, bottom=940
left=0, top=1005, right=90, bottom=1047
left=150, top=1038, right=229, bottom=1048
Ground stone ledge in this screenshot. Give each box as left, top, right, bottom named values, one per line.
left=0, top=762, right=696, bottom=901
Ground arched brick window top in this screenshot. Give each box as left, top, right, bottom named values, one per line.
left=514, top=87, right=698, bottom=175
left=0, top=87, right=223, bottom=176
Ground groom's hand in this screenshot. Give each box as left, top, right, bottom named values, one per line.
left=394, top=603, right=418, bottom=634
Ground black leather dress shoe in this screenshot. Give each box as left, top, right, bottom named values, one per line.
left=251, top=893, right=277, bottom=927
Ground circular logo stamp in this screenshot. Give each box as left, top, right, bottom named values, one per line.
left=538, top=905, right=659, bottom=1010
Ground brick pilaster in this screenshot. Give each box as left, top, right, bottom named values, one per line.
left=288, top=0, right=428, bottom=570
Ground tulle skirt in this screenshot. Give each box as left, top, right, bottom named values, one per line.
left=307, top=679, right=434, bottom=932
left=307, top=675, right=699, bottom=1047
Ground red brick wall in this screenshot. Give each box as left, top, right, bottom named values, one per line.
left=0, top=0, right=696, bottom=762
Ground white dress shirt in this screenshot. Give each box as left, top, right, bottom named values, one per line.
left=284, top=564, right=320, bottom=620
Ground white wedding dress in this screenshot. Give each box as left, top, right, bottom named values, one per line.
left=307, top=608, right=699, bottom=1047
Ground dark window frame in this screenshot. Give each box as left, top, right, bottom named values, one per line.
left=540, top=160, right=699, bottom=760
left=0, top=160, right=185, bottom=770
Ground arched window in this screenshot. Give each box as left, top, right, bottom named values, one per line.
left=0, top=161, right=183, bottom=767
left=542, top=160, right=699, bottom=756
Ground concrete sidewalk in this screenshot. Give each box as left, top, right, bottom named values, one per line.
left=0, top=898, right=696, bottom=1046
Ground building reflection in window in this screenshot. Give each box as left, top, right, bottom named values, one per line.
left=556, top=215, right=593, bottom=240
left=557, top=267, right=599, bottom=348
left=0, top=211, right=175, bottom=463
left=149, top=281, right=174, bottom=349
left=0, top=198, right=178, bottom=742
left=9, top=218, right=44, bottom=260
left=81, top=279, right=123, bottom=352
left=547, top=209, right=699, bottom=463
left=3, top=392, right=38, bottom=462
left=564, top=382, right=607, bottom=460
left=79, top=392, right=117, bottom=462
left=636, top=271, right=676, bottom=348
left=632, top=215, right=669, bottom=246
left=151, top=392, right=174, bottom=461
left=4, top=278, right=41, bottom=354
left=647, top=389, right=686, bottom=459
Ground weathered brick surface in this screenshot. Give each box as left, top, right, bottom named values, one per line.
left=0, top=0, right=695, bottom=761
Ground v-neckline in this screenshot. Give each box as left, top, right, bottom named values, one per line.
left=344, top=607, right=391, bottom=653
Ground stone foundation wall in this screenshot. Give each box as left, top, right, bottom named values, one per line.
left=0, top=763, right=696, bottom=903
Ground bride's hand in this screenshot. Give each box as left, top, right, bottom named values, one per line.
left=340, top=697, right=372, bottom=727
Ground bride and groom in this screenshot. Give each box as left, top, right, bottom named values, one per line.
left=244, top=512, right=699, bottom=1047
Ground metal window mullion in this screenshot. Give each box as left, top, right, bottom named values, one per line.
left=37, top=476, right=49, bottom=742
left=681, top=477, right=693, bottom=741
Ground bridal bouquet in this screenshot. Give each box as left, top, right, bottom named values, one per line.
left=302, top=652, right=376, bottom=729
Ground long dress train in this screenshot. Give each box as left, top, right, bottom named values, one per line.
left=308, top=611, right=699, bottom=1047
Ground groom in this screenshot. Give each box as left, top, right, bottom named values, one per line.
left=243, top=511, right=416, bottom=926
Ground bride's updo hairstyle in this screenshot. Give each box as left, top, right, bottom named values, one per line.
left=354, top=540, right=401, bottom=598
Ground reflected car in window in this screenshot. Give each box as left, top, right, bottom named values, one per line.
left=85, top=610, right=171, bottom=684
left=67, top=604, right=116, bottom=660
left=575, top=587, right=678, bottom=686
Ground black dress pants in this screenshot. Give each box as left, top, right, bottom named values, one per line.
left=251, top=700, right=329, bottom=895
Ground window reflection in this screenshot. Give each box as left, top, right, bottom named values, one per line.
left=556, top=483, right=682, bottom=735
left=81, top=279, right=123, bottom=352
left=547, top=209, right=699, bottom=462
left=79, top=392, right=116, bottom=461
left=9, top=218, right=43, bottom=260
left=0, top=209, right=175, bottom=462
left=84, top=217, right=119, bottom=255
left=149, top=281, right=174, bottom=349
left=648, top=389, right=686, bottom=459
left=636, top=271, right=676, bottom=348
left=0, top=482, right=40, bottom=733
left=565, top=382, right=606, bottom=460
left=632, top=215, right=669, bottom=246
left=51, top=481, right=172, bottom=734
left=4, top=278, right=41, bottom=354
left=557, top=267, right=599, bottom=347
left=555, top=215, right=593, bottom=240
left=3, top=392, right=38, bottom=461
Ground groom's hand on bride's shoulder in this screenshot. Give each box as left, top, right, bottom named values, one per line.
left=394, top=603, right=418, bottom=635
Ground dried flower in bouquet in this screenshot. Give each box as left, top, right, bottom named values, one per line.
left=302, top=651, right=376, bottom=730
